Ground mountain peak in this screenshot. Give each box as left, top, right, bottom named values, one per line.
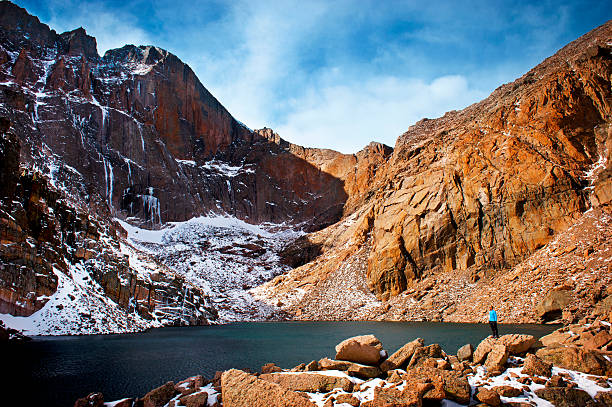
left=59, top=27, right=99, bottom=59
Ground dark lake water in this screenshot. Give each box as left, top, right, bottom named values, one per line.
left=4, top=321, right=559, bottom=406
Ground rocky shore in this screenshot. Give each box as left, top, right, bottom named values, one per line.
left=76, top=320, right=612, bottom=407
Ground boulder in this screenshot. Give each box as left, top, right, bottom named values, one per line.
left=536, top=345, right=612, bottom=376
left=492, top=385, right=522, bottom=397
left=539, top=330, right=576, bottom=347
left=261, top=363, right=283, bottom=374
left=534, top=387, right=592, bottom=407
left=361, top=382, right=430, bottom=407
left=318, top=357, right=381, bottom=378
left=305, top=360, right=319, bottom=371
left=536, top=289, right=572, bottom=322
left=484, top=344, right=509, bottom=375
left=546, top=375, right=566, bottom=388
left=335, top=394, right=360, bottom=406
left=475, top=388, right=501, bottom=406
left=473, top=334, right=535, bottom=364
left=407, top=344, right=443, bottom=368
left=521, top=354, right=552, bottom=377
left=74, top=392, right=104, bottom=407
left=401, top=366, right=471, bottom=405
left=142, top=382, right=177, bottom=407
left=259, top=372, right=354, bottom=392
left=335, top=334, right=384, bottom=365
left=583, top=330, right=612, bottom=350
left=456, top=343, right=474, bottom=362
left=221, top=369, right=316, bottom=407
left=175, top=375, right=206, bottom=396
left=380, top=338, right=424, bottom=371
left=179, top=391, right=208, bottom=407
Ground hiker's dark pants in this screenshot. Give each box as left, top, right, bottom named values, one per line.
left=489, top=321, right=499, bottom=337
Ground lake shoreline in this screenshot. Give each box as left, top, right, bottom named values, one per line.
left=74, top=320, right=612, bottom=407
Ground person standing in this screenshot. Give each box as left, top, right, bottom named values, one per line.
left=489, top=306, right=499, bottom=338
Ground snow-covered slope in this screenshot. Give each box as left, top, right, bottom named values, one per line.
left=117, top=216, right=302, bottom=322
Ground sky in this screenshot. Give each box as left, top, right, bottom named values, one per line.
left=12, top=0, right=612, bottom=153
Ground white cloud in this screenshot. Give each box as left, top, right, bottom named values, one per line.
left=273, top=74, right=486, bottom=153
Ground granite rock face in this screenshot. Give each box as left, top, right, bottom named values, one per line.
left=0, top=2, right=388, bottom=231
left=255, top=19, right=612, bottom=323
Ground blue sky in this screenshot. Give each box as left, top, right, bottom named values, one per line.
left=13, top=0, right=612, bottom=153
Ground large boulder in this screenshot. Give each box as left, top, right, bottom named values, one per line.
left=536, top=288, right=572, bottom=322
left=335, top=334, right=384, bottom=365
left=142, top=382, right=177, bottom=407
left=361, top=382, right=430, bottom=407
left=318, top=357, right=381, bottom=378
left=178, top=391, right=208, bottom=407
left=221, top=369, right=316, bottom=407
left=484, top=344, right=509, bottom=375
left=521, top=354, right=552, bottom=377
left=259, top=372, right=354, bottom=392
left=407, top=344, right=443, bottom=368
left=401, top=367, right=471, bottom=405
left=536, top=345, right=612, bottom=376
left=380, top=338, right=424, bottom=372
left=456, top=343, right=473, bottom=362
left=582, top=330, right=612, bottom=350
left=539, top=330, right=576, bottom=347
left=534, top=387, right=592, bottom=407
left=473, top=334, right=536, bottom=364
left=475, top=388, right=501, bottom=406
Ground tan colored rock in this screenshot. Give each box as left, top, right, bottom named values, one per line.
left=401, top=367, right=471, bottom=405
left=361, top=383, right=429, bottom=407
left=259, top=372, right=354, bottom=392
left=476, top=388, right=501, bottom=406
left=492, top=385, right=522, bottom=397
left=474, top=334, right=535, bottom=364
left=536, top=345, right=612, bottom=376
left=522, top=354, right=552, bottom=377
left=539, top=330, right=576, bottom=347
left=336, top=393, right=360, bottom=406
left=142, top=382, right=177, bottom=407
left=380, top=338, right=424, bottom=371
left=534, top=387, right=592, bottom=407
left=583, top=330, right=612, bottom=350
left=456, top=343, right=474, bottom=362
left=318, top=357, right=381, bottom=379
left=220, top=369, right=316, bottom=407
left=335, top=334, right=384, bottom=365
left=179, top=391, right=208, bottom=407
left=261, top=363, right=283, bottom=374
left=407, top=344, right=443, bottom=368
left=484, top=344, right=509, bottom=375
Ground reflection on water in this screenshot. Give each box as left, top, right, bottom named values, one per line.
left=6, top=321, right=559, bottom=406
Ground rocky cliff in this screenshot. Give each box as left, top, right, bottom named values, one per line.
left=0, top=1, right=388, bottom=230
left=1, top=1, right=611, bottom=332
left=255, top=20, right=612, bottom=324
left=0, top=1, right=391, bottom=332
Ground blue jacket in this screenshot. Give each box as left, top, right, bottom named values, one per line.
left=489, top=310, right=497, bottom=322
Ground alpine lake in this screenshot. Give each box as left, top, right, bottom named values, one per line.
left=6, top=321, right=560, bottom=406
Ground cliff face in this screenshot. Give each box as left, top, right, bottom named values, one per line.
left=0, top=2, right=379, bottom=230
left=255, top=21, right=612, bottom=323
left=0, top=2, right=392, bottom=332
left=2, top=1, right=611, bottom=329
